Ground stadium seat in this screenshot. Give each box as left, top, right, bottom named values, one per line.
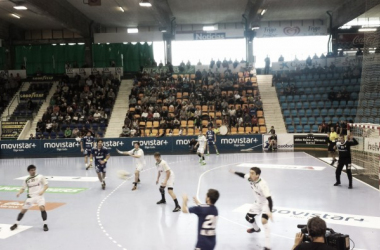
left=300, top=95, right=307, bottom=101
left=305, top=109, right=313, bottom=117
left=287, top=96, right=293, bottom=102
left=293, top=95, right=300, bottom=102
left=291, top=110, right=298, bottom=117
left=293, top=117, right=300, bottom=125
left=335, top=108, right=343, bottom=116
left=245, top=127, right=252, bottom=134
left=308, top=117, right=315, bottom=125
left=316, top=117, right=323, bottom=124
left=230, top=127, right=237, bottom=134
left=287, top=125, right=295, bottom=133
left=298, top=110, right=305, bottom=117
left=296, top=102, right=303, bottom=109
left=310, top=101, right=317, bottom=109
left=303, top=102, right=310, bottom=109
left=283, top=110, right=290, bottom=117
left=238, top=127, right=245, bottom=134
left=371, top=108, right=378, bottom=117
left=288, top=103, right=295, bottom=109
left=252, top=127, right=259, bottom=134
left=285, top=118, right=293, bottom=125
left=303, top=125, right=311, bottom=133
left=281, top=103, right=288, bottom=109
left=347, top=100, right=354, bottom=108
left=343, top=108, right=351, bottom=116
left=317, top=101, right=324, bottom=108
left=280, top=96, right=286, bottom=102
left=296, top=125, right=303, bottom=133
left=313, top=109, right=320, bottom=117
left=320, top=109, right=327, bottom=116
left=332, top=117, right=339, bottom=123
left=311, top=125, right=319, bottom=133
left=328, top=108, right=335, bottom=116
left=332, top=101, right=339, bottom=108
left=301, top=117, right=308, bottom=125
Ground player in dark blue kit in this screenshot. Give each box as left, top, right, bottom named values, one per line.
left=182, top=189, right=220, bottom=250
left=205, top=126, right=219, bottom=156
left=90, top=140, right=110, bottom=190
left=80, top=131, right=96, bottom=170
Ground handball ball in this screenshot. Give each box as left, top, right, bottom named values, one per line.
left=117, top=170, right=131, bottom=180
left=75, top=137, right=81, bottom=142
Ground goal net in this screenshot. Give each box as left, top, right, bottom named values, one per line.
left=349, top=123, right=379, bottom=186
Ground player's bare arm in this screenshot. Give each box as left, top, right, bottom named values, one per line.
left=193, top=196, right=201, bottom=205
left=116, top=149, right=131, bottom=156
left=80, top=141, right=84, bottom=152
left=16, top=187, right=25, bottom=197
left=99, top=154, right=110, bottom=165
left=182, top=194, right=189, bottom=213
left=39, top=184, right=49, bottom=196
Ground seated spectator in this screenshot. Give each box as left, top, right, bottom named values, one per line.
left=93, top=110, right=102, bottom=122
left=244, top=113, right=251, bottom=126
left=45, top=120, right=53, bottom=133
left=64, top=127, right=72, bottom=138
left=120, top=126, right=131, bottom=137
left=318, top=120, right=328, bottom=133
left=141, top=110, right=148, bottom=121
left=29, top=134, right=35, bottom=140
left=269, top=126, right=275, bottom=134
left=72, top=127, right=80, bottom=138
left=153, top=110, right=160, bottom=120
left=130, top=127, right=137, bottom=137
left=251, top=115, right=258, bottom=127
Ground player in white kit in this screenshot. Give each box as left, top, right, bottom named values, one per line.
left=230, top=167, right=273, bottom=250
left=195, top=131, right=207, bottom=165
left=154, top=152, right=181, bottom=212
left=117, top=142, right=146, bottom=191
left=10, top=165, right=49, bottom=232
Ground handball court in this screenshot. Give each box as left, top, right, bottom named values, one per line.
left=0, top=152, right=379, bottom=250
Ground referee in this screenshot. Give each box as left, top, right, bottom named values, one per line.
left=327, top=127, right=338, bottom=165
left=334, top=134, right=358, bottom=189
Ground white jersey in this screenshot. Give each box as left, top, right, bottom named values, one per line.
left=244, top=175, right=270, bottom=203
left=23, top=174, right=48, bottom=198
left=128, top=148, right=146, bottom=167
left=156, top=159, right=173, bottom=180
left=197, top=135, right=207, bottom=149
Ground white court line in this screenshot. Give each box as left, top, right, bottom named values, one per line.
left=302, top=152, right=379, bottom=192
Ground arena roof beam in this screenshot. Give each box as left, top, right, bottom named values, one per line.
left=243, top=0, right=265, bottom=28
left=25, top=0, right=92, bottom=37
left=332, top=0, right=380, bottom=29
left=150, top=0, right=173, bottom=29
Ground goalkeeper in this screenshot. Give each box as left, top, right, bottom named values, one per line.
left=333, top=134, right=358, bottom=189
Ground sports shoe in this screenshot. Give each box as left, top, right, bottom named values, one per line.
left=247, top=228, right=261, bottom=233
left=10, top=224, right=18, bottom=231
left=199, top=158, right=202, bottom=163
left=102, top=181, right=106, bottom=190
left=348, top=185, right=353, bottom=189
left=43, top=224, right=49, bottom=231
left=157, top=200, right=166, bottom=204
left=330, top=159, right=336, bottom=166
left=138, top=178, right=141, bottom=183
left=216, top=152, right=220, bottom=155
left=333, top=182, right=341, bottom=186
left=173, top=206, right=181, bottom=212
left=86, top=164, right=91, bottom=170
left=264, top=248, right=271, bottom=250
left=132, top=185, right=137, bottom=191
left=201, top=161, right=206, bottom=165
left=206, top=153, right=210, bottom=156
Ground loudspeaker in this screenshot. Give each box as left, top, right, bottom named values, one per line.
left=88, top=0, right=101, bottom=6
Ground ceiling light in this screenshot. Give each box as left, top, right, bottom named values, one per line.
left=251, top=26, right=260, bottom=30
left=60, top=43, right=66, bottom=46
left=359, top=28, right=377, bottom=32
left=68, top=43, right=76, bottom=45
left=139, top=0, right=152, bottom=7
left=77, top=43, right=85, bottom=45
left=127, top=28, right=138, bottom=33
left=106, top=43, right=110, bottom=44
left=131, top=42, right=137, bottom=45
left=261, top=9, right=267, bottom=15
left=123, top=42, right=128, bottom=44
left=160, top=28, right=167, bottom=33
left=52, top=44, right=57, bottom=46
left=119, top=7, right=124, bottom=12
left=203, top=25, right=216, bottom=31
left=11, top=14, right=20, bottom=19
left=13, top=6, right=27, bottom=10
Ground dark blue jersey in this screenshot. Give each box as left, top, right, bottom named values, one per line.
left=189, top=204, right=218, bottom=250
left=91, top=147, right=109, bottom=166
left=206, top=130, right=215, bottom=141
left=82, top=136, right=95, bottom=150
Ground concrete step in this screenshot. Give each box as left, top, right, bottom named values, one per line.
left=23, top=82, right=59, bottom=139
left=1, top=82, right=31, bottom=120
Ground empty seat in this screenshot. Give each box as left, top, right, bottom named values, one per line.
left=303, top=125, right=311, bottom=133
left=301, top=117, right=308, bottom=125
left=296, top=125, right=303, bottom=133
left=287, top=125, right=295, bottom=133
left=328, top=108, right=335, bottom=116
left=313, top=109, right=320, bottom=116
left=293, top=117, right=300, bottom=125
left=285, top=118, right=293, bottom=125
left=283, top=110, right=290, bottom=117
left=310, top=101, right=317, bottom=109
left=308, top=117, right=315, bottom=125
left=291, top=110, right=298, bottom=117
left=303, top=102, right=310, bottom=109
left=335, top=108, right=343, bottom=116
left=289, top=103, right=295, bottom=109
left=305, top=109, right=313, bottom=117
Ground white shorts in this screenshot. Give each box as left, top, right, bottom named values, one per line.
left=248, top=201, right=270, bottom=215
left=161, top=172, right=175, bottom=188
left=136, top=164, right=144, bottom=172
left=23, top=196, right=45, bottom=209
left=197, top=147, right=205, bottom=154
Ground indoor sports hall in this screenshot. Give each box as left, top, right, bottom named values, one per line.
left=1, top=0, right=380, bottom=250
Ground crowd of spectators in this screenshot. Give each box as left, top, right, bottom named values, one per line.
left=121, top=67, right=265, bottom=137
left=34, top=71, right=120, bottom=139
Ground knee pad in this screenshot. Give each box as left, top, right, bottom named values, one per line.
left=245, top=213, right=256, bottom=223
left=262, top=214, right=269, bottom=220
left=168, top=187, right=173, bottom=190
left=159, top=187, right=165, bottom=194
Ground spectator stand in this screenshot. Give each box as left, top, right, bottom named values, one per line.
left=274, top=66, right=361, bottom=133
left=123, top=67, right=267, bottom=138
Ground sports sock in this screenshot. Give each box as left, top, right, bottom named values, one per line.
left=174, top=199, right=179, bottom=207
left=263, top=223, right=271, bottom=248
left=16, top=212, right=24, bottom=223
left=202, top=156, right=205, bottom=160
left=41, top=211, right=47, bottom=223
left=251, top=220, right=260, bottom=230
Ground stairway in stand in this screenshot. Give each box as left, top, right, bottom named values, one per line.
left=23, top=82, right=59, bottom=139
left=105, top=79, right=132, bottom=138
left=257, top=75, right=287, bottom=133
left=0, top=82, right=31, bottom=120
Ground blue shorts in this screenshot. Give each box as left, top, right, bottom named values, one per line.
left=83, top=149, right=92, bottom=156
left=95, top=164, right=107, bottom=173
left=207, top=140, right=215, bottom=145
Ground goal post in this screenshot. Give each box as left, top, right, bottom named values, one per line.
left=349, top=123, right=380, bottom=189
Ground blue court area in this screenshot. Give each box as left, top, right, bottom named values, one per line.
left=1, top=152, right=379, bottom=250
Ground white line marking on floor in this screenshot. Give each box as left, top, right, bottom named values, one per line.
left=319, top=157, right=365, bottom=170
left=0, top=224, right=33, bottom=239
left=237, top=163, right=325, bottom=171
